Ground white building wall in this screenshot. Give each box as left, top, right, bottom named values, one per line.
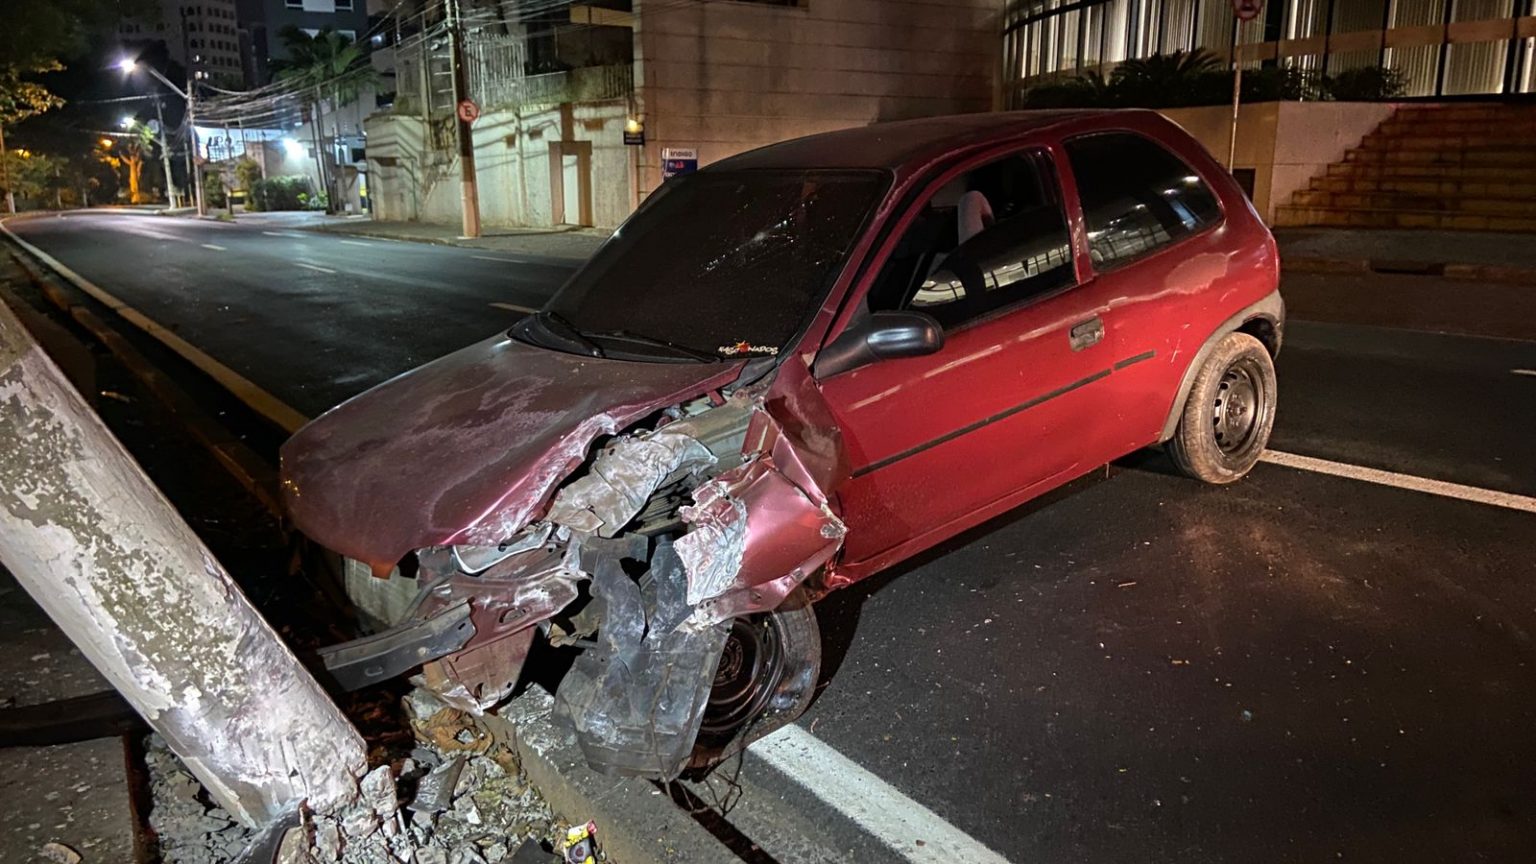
left=632, top=0, right=1002, bottom=198
left=365, top=100, right=632, bottom=229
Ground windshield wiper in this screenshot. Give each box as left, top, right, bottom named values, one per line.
left=530, top=311, right=605, bottom=358
left=581, top=330, right=721, bottom=363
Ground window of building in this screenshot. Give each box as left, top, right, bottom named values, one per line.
left=1064, top=132, right=1221, bottom=272
left=869, top=151, right=1075, bottom=331
left=339, top=29, right=357, bottom=41
left=285, top=0, right=302, bottom=7
left=336, top=0, right=354, bottom=9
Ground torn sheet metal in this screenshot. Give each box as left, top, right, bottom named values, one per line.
left=553, top=541, right=729, bottom=779
left=673, top=480, right=748, bottom=605
left=675, top=454, right=847, bottom=625
left=544, top=427, right=716, bottom=536
left=411, top=545, right=586, bottom=712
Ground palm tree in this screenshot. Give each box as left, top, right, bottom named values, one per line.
left=272, top=26, right=378, bottom=212
left=1109, top=49, right=1223, bottom=107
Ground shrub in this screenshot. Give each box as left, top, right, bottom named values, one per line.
left=248, top=175, right=313, bottom=211
left=1324, top=66, right=1407, bottom=101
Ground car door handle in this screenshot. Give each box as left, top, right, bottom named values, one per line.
left=1069, top=317, right=1104, bottom=351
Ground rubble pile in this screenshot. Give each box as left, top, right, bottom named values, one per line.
left=145, top=690, right=595, bottom=864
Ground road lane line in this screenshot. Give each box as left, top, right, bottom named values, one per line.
left=0, top=221, right=310, bottom=433
left=295, top=262, right=337, bottom=274
left=489, top=301, right=538, bottom=314
left=339, top=239, right=373, bottom=247
left=1513, top=368, right=1536, bottom=377
left=472, top=255, right=532, bottom=264
left=1260, top=450, right=1536, bottom=515
left=201, top=243, right=226, bottom=251
left=752, top=726, right=1012, bottom=864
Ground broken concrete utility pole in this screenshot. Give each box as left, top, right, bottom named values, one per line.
left=0, top=297, right=367, bottom=827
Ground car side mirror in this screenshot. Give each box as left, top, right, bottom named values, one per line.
left=816, top=310, right=944, bottom=378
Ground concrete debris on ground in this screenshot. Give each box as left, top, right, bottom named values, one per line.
left=145, top=689, right=602, bottom=864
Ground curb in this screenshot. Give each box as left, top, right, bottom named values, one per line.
left=1285, top=256, right=1536, bottom=284
left=491, top=689, right=740, bottom=864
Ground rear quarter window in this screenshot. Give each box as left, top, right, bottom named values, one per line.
left=1065, top=132, right=1222, bottom=272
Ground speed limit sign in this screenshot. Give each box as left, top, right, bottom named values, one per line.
left=1231, top=0, right=1263, bottom=21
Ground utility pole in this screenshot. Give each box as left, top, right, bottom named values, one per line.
left=188, top=84, right=207, bottom=216
left=155, top=96, right=179, bottom=208
left=0, top=299, right=367, bottom=826
left=447, top=0, right=482, bottom=238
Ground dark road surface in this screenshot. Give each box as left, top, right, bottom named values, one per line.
left=8, top=211, right=1536, bottom=863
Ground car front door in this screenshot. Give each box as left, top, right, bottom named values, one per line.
left=817, top=145, right=1124, bottom=569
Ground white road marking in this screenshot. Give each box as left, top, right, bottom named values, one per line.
left=472, top=254, right=531, bottom=264
left=295, top=262, right=337, bottom=274
left=489, top=301, right=538, bottom=314
left=751, top=725, right=1012, bottom=864
left=1260, top=450, right=1536, bottom=515
left=0, top=221, right=309, bottom=433
left=339, top=239, right=373, bottom=247
left=201, top=243, right=226, bottom=251
left=1512, top=368, right=1536, bottom=377
left=261, top=230, right=293, bottom=237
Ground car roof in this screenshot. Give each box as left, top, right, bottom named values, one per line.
left=705, top=109, right=1151, bottom=173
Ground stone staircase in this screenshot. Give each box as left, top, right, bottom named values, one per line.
left=1275, top=103, right=1536, bottom=231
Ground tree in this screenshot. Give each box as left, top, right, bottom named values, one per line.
left=272, top=27, right=379, bottom=213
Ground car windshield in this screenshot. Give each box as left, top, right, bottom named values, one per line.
left=518, top=169, right=888, bottom=362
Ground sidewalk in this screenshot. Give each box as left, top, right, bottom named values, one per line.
left=1276, top=227, right=1536, bottom=283
left=299, top=216, right=610, bottom=261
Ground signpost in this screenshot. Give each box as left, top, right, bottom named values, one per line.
left=661, top=147, right=698, bottom=180
left=1227, top=0, right=1265, bottom=170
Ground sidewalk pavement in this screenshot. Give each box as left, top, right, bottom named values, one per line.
left=299, top=216, right=610, bottom=261
left=1276, top=227, right=1536, bottom=284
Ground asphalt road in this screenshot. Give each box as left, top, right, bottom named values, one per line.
left=9, top=211, right=1536, bottom=863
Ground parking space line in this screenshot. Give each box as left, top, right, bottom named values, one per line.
left=1260, top=450, right=1536, bottom=515
left=489, top=301, right=538, bottom=314
left=295, top=262, right=337, bottom=274
left=201, top=243, right=226, bottom=251
left=752, top=726, right=1012, bottom=864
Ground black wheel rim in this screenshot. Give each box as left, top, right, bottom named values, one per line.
left=1212, top=356, right=1268, bottom=455
left=699, top=615, right=786, bottom=738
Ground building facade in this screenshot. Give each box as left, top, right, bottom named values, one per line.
left=236, top=0, right=372, bottom=85
left=366, top=0, right=1002, bottom=230
left=117, top=0, right=248, bottom=86
left=1003, top=0, right=1536, bottom=103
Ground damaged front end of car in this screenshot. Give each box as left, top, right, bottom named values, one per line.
left=322, top=365, right=847, bottom=780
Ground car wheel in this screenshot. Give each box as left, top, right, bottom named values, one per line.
left=688, top=588, right=821, bottom=771
left=1167, top=331, right=1276, bottom=484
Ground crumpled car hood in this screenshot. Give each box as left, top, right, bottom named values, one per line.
left=280, top=333, right=745, bottom=568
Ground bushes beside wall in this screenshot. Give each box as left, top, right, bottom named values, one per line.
left=247, top=176, right=316, bottom=211
left=1022, top=50, right=1408, bottom=109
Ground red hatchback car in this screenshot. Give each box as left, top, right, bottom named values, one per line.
left=282, top=109, right=1282, bottom=779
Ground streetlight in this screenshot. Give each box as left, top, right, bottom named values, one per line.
left=116, top=58, right=201, bottom=214
left=120, top=117, right=136, bottom=129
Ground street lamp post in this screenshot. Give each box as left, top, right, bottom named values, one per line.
left=154, top=98, right=179, bottom=208
left=118, top=59, right=205, bottom=215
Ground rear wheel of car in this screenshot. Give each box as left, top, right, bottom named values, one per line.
left=1167, top=332, right=1276, bottom=485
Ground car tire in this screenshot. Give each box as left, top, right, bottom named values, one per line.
left=687, top=588, right=821, bottom=772
left=1167, top=331, right=1276, bottom=485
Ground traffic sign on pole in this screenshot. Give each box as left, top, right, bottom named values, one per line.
left=1232, top=0, right=1263, bottom=21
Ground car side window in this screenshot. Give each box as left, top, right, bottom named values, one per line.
left=867, top=151, right=1075, bottom=331
left=1064, top=132, right=1221, bottom=272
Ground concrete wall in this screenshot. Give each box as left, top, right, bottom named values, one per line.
left=366, top=100, right=633, bottom=229
left=1160, top=101, right=1396, bottom=223
left=632, top=0, right=1003, bottom=198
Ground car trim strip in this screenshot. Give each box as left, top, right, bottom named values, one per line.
left=1114, top=349, right=1156, bottom=369
left=851, top=367, right=1114, bottom=479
